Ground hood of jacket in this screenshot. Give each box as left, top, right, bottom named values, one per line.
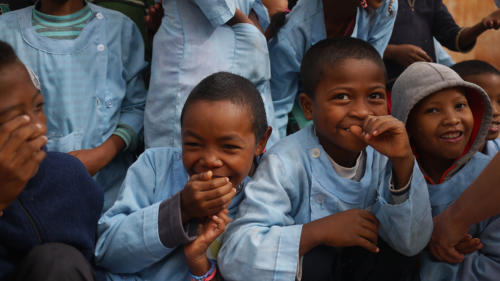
left=391, top=62, right=492, bottom=183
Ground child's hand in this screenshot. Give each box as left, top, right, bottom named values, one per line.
left=454, top=234, right=483, bottom=255
left=69, top=135, right=124, bottom=176
left=482, top=9, right=500, bottom=30
left=184, top=209, right=230, bottom=275
left=0, top=115, right=47, bottom=213
left=145, top=3, right=164, bottom=37
left=180, top=171, right=235, bottom=223
left=350, top=115, right=412, bottom=160
left=350, top=115, right=414, bottom=188
left=301, top=209, right=380, bottom=255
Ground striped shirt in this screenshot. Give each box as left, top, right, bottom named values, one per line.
left=32, top=4, right=92, bottom=40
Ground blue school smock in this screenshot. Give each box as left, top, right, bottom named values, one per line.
left=0, top=4, right=148, bottom=212
left=144, top=0, right=279, bottom=149
left=218, top=125, right=432, bottom=281
left=95, top=147, right=245, bottom=281
left=268, top=0, right=398, bottom=137
left=419, top=153, right=500, bottom=281
left=483, top=139, right=500, bottom=158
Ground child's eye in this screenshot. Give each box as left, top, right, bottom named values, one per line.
left=184, top=142, right=200, bottom=147
left=34, top=102, right=44, bottom=113
left=223, top=144, right=242, bottom=150
left=369, top=92, right=385, bottom=100
left=455, top=103, right=468, bottom=110
left=332, top=94, right=349, bottom=100
left=424, top=108, right=439, bottom=114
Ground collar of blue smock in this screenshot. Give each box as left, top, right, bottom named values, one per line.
left=289, top=125, right=377, bottom=205
left=17, top=2, right=105, bottom=54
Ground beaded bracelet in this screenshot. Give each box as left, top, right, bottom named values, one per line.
left=188, top=259, right=216, bottom=281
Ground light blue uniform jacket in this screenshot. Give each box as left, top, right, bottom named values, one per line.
left=144, top=0, right=279, bottom=149
left=96, top=148, right=244, bottom=281
left=218, top=125, right=432, bottom=281
left=268, top=0, right=398, bottom=137
left=419, top=153, right=500, bottom=281
left=0, top=4, right=147, bottom=212
left=483, top=139, right=500, bottom=157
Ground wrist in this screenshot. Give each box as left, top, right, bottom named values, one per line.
left=188, top=259, right=216, bottom=281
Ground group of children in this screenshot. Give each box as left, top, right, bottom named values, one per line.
left=0, top=0, right=500, bottom=281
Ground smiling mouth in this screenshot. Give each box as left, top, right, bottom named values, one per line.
left=439, top=131, right=464, bottom=143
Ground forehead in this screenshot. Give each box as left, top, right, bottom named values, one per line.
left=316, top=58, right=385, bottom=90
left=0, top=63, right=38, bottom=104
left=182, top=99, right=255, bottom=137
left=465, top=73, right=500, bottom=94
left=422, top=87, right=467, bottom=104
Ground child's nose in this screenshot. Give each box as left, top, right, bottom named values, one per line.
left=200, top=152, right=223, bottom=169
left=442, top=112, right=460, bottom=126
left=349, top=101, right=371, bottom=119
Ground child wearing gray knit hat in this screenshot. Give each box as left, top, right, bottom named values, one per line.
left=392, top=62, right=498, bottom=281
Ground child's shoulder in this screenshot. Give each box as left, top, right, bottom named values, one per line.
left=267, top=126, right=316, bottom=157
left=87, top=2, right=137, bottom=28
left=140, top=147, right=183, bottom=166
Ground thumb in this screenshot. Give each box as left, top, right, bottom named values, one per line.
left=191, top=170, right=212, bottom=181
left=349, top=125, right=366, bottom=141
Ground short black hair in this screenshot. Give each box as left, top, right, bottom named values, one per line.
left=300, top=37, right=386, bottom=98
left=180, top=72, right=268, bottom=141
left=451, top=60, right=500, bottom=79
left=0, top=41, right=19, bottom=71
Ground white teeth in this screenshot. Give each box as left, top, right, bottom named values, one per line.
left=441, top=132, right=461, bottom=139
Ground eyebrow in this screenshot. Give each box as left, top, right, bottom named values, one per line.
left=0, top=89, right=41, bottom=116
left=183, top=130, right=245, bottom=142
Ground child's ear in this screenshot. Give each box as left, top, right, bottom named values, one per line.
left=255, top=126, right=272, bottom=156
left=299, top=93, right=313, bottom=120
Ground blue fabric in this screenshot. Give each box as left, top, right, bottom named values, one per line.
left=483, top=139, right=500, bottom=158
left=419, top=153, right=500, bottom=281
left=0, top=4, right=148, bottom=212
left=95, top=148, right=245, bottom=281
left=268, top=0, right=398, bottom=137
left=434, top=38, right=454, bottom=66
left=218, top=125, right=432, bottom=281
left=144, top=0, right=279, bottom=149
left=0, top=152, right=103, bottom=280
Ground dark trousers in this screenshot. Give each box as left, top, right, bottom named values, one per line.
left=8, top=243, right=96, bottom=281
left=302, top=239, right=415, bottom=281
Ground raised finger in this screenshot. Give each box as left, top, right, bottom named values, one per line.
left=0, top=115, right=31, bottom=147
left=2, top=123, right=44, bottom=157
left=189, top=170, right=213, bottom=182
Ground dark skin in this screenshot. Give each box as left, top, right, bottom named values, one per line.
left=38, top=0, right=126, bottom=176
left=322, top=0, right=359, bottom=37
left=384, top=9, right=500, bottom=67
left=298, top=58, right=415, bottom=255
left=0, top=62, right=48, bottom=214
left=180, top=100, right=271, bottom=276
left=430, top=152, right=500, bottom=263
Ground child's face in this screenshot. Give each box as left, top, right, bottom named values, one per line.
left=0, top=63, right=46, bottom=132
left=464, top=73, right=500, bottom=140
left=181, top=100, right=266, bottom=187
left=408, top=88, right=474, bottom=161
left=300, top=58, right=387, bottom=161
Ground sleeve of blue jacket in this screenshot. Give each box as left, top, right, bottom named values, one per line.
left=218, top=154, right=303, bottom=281
left=372, top=160, right=433, bottom=257
left=457, top=216, right=500, bottom=281
left=191, top=0, right=236, bottom=27
left=268, top=37, right=301, bottom=137
left=218, top=151, right=432, bottom=281
left=95, top=150, right=185, bottom=274
left=117, top=18, right=148, bottom=136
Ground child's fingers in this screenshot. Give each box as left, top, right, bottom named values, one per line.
left=216, top=210, right=232, bottom=224
left=13, top=135, right=47, bottom=166
left=200, top=180, right=233, bottom=199
left=189, top=171, right=213, bottom=182
left=0, top=115, right=31, bottom=146
left=357, top=236, right=380, bottom=253
left=455, top=237, right=482, bottom=254
left=429, top=241, right=464, bottom=264
left=348, top=125, right=366, bottom=142
left=204, top=189, right=236, bottom=211
left=359, top=210, right=380, bottom=229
